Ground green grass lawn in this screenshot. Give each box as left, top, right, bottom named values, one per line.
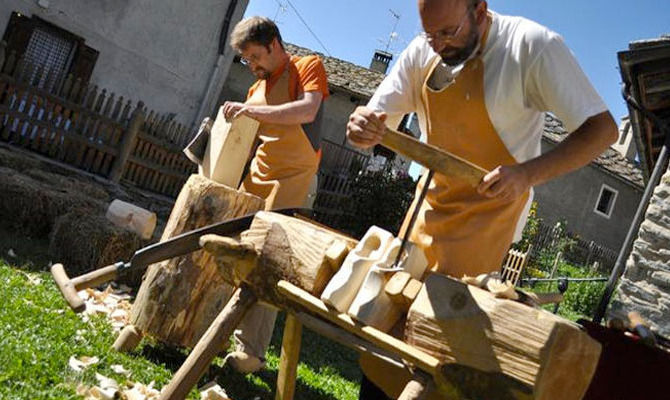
left=0, top=230, right=361, bottom=400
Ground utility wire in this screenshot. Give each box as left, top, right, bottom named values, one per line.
left=284, top=0, right=332, bottom=56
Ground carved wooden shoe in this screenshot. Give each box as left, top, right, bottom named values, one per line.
left=320, top=226, right=394, bottom=313
left=348, top=239, right=428, bottom=332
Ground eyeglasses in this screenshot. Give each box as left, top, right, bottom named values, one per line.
left=240, top=55, right=259, bottom=66
left=421, top=10, right=470, bottom=45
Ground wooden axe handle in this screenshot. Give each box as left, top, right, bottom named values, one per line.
left=51, top=262, right=121, bottom=313
left=381, top=127, right=488, bottom=187
left=51, top=264, right=85, bottom=313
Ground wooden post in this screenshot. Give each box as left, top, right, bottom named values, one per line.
left=549, top=251, right=562, bottom=279
left=109, top=101, right=145, bottom=182
left=275, top=314, right=302, bottom=400
left=159, top=285, right=258, bottom=400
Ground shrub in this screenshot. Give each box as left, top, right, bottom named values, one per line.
left=336, top=163, right=417, bottom=239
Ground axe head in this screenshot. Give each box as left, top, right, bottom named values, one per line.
left=183, top=117, right=213, bottom=166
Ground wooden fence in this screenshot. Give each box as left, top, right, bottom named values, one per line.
left=0, top=41, right=195, bottom=198
left=527, top=222, right=618, bottom=271
left=312, top=139, right=370, bottom=228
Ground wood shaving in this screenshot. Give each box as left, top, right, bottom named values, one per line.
left=76, top=284, right=133, bottom=331
left=68, top=355, right=99, bottom=372
left=200, top=381, right=232, bottom=400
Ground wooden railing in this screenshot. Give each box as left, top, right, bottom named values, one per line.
left=0, top=41, right=195, bottom=198
left=313, top=139, right=370, bottom=228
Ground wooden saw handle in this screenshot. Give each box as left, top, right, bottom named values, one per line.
left=381, top=127, right=488, bottom=187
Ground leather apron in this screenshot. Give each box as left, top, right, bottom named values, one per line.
left=240, top=62, right=319, bottom=209
left=360, top=30, right=530, bottom=398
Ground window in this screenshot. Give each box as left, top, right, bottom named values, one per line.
left=2, top=12, right=98, bottom=86
left=594, top=184, right=618, bottom=218
left=24, top=27, right=75, bottom=88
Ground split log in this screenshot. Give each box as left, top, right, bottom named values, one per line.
left=200, top=107, right=259, bottom=187
left=105, top=199, right=157, bottom=240
left=201, top=211, right=357, bottom=306
left=405, top=273, right=602, bottom=400
left=128, top=174, right=265, bottom=349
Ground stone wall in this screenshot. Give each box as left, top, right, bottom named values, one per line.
left=609, top=166, right=670, bottom=337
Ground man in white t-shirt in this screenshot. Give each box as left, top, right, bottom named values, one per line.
left=347, top=0, right=617, bottom=398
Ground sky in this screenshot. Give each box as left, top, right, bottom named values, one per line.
left=243, top=0, right=670, bottom=122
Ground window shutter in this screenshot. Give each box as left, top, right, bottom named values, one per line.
left=2, top=12, right=35, bottom=58
left=69, top=43, right=98, bottom=83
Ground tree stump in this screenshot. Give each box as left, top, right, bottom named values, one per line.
left=127, top=174, right=265, bottom=349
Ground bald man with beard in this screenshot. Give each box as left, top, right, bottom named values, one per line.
left=347, top=0, right=617, bottom=398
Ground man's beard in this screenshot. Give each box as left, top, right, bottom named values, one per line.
left=439, top=17, right=480, bottom=66
left=252, top=67, right=271, bottom=79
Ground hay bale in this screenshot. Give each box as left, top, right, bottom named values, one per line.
left=0, top=145, right=42, bottom=171
left=25, top=168, right=110, bottom=202
left=49, top=210, right=146, bottom=288
left=0, top=167, right=105, bottom=237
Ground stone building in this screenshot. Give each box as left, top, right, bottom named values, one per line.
left=0, top=0, right=248, bottom=127
left=535, top=115, right=644, bottom=252
left=607, top=35, right=670, bottom=336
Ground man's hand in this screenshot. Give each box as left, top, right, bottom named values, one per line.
left=222, top=101, right=255, bottom=121
left=346, top=106, right=388, bottom=149
left=477, top=164, right=531, bottom=201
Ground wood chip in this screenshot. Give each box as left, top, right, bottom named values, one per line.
left=68, top=355, right=99, bottom=372
left=199, top=381, right=231, bottom=400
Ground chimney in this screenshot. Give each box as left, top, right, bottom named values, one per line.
left=370, top=50, right=393, bottom=74
left=612, top=116, right=638, bottom=162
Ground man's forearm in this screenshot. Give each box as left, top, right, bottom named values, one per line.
left=521, top=111, right=618, bottom=187
left=246, top=95, right=320, bottom=125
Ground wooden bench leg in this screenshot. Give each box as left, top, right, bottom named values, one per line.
left=275, top=313, right=303, bottom=400
left=112, top=324, right=143, bottom=352
left=158, top=285, right=257, bottom=400
left=399, top=372, right=432, bottom=400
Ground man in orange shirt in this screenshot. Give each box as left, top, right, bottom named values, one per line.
left=221, top=16, right=329, bottom=373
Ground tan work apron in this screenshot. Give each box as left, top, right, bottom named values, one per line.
left=360, top=40, right=530, bottom=398
left=240, top=63, right=319, bottom=209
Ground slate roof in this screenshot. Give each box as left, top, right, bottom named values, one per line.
left=286, top=43, right=385, bottom=99
left=286, top=43, right=644, bottom=188
left=543, top=114, right=644, bottom=188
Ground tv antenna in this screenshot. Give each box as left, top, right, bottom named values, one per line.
left=384, top=9, right=401, bottom=53
left=273, top=1, right=288, bottom=23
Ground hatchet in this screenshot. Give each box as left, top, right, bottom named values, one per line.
left=51, top=208, right=312, bottom=313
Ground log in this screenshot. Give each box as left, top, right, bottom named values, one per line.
left=200, top=107, right=259, bottom=187
left=201, top=211, right=357, bottom=306
left=105, top=199, right=157, bottom=240
left=128, top=174, right=264, bottom=349
left=405, top=273, right=602, bottom=400
left=278, top=280, right=533, bottom=399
